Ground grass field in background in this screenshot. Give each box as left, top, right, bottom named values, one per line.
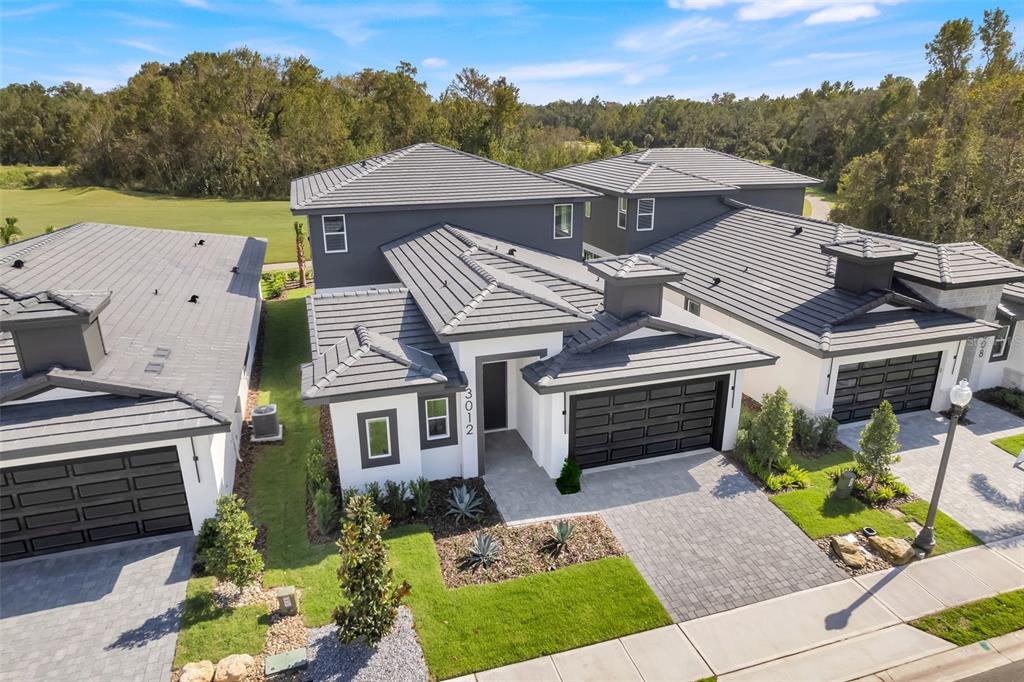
left=1, top=185, right=296, bottom=263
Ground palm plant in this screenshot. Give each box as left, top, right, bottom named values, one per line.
left=2, top=217, right=22, bottom=245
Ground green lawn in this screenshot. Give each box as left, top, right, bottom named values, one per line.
left=388, top=524, right=670, bottom=680
left=771, top=450, right=980, bottom=555
left=912, top=589, right=1024, bottom=646
left=802, top=197, right=812, bottom=217
left=1, top=186, right=296, bottom=263
left=173, top=577, right=271, bottom=667
left=993, top=433, right=1024, bottom=458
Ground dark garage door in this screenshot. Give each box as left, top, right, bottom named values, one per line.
left=832, top=352, right=941, bottom=423
left=569, top=376, right=727, bottom=469
left=0, top=446, right=192, bottom=561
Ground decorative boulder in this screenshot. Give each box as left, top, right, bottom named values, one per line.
left=830, top=536, right=867, bottom=569
left=180, top=660, right=215, bottom=682
left=213, top=654, right=254, bottom=682
left=868, top=535, right=915, bottom=565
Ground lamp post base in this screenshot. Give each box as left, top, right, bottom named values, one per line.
left=913, top=526, right=935, bottom=555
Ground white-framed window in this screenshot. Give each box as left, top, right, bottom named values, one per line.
left=636, top=198, right=655, bottom=231
left=991, top=321, right=1015, bottom=362
left=584, top=201, right=592, bottom=219
left=583, top=249, right=601, bottom=262
left=684, top=297, right=701, bottom=316
left=617, top=197, right=627, bottom=230
left=553, top=203, right=573, bottom=239
left=365, top=416, right=392, bottom=458
left=424, top=397, right=450, bottom=440
left=322, top=214, right=348, bottom=253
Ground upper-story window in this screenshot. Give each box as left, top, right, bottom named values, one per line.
left=617, top=197, right=627, bottom=230
left=322, top=215, right=348, bottom=253
left=553, top=204, right=573, bottom=239
left=584, top=201, right=592, bottom=219
left=636, top=198, right=655, bottom=231
left=991, top=320, right=1015, bottom=362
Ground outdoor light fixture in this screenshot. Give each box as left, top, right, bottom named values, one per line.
left=913, top=380, right=972, bottom=554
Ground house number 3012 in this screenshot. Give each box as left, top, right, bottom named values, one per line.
left=464, top=388, right=474, bottom=435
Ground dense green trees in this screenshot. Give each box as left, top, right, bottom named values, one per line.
left=1, top=7, right=1020, bottom=257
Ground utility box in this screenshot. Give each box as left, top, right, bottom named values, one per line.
left=275, top=585, right=298, bottom=616
left=833, top=469, right=856, bottom=499
left=252, top=404, right=283, bottom=442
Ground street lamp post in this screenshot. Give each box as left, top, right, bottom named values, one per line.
left=913, top=379, right=973, bottom=555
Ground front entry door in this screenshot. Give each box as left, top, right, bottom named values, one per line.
left=482, top=361, right=508, bottom=431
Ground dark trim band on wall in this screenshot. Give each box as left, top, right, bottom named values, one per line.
left=418, top=393, right=458, bottom=449
left=357, top=409, right=400, bottom=469
left=474, top=349, right=547, bottom=476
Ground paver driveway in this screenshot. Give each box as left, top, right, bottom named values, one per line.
left=484, top=431, right=845, bottom=622
left=838, top=403, right=1024, bottom=543
left=0, top=533, right=193, bottom=682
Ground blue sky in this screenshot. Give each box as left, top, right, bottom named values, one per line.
left=2, top=1, right=1021, bottom=103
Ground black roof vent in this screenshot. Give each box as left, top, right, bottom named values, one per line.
left=793, top=226, right=803, bottom=236
left=194, top=239, right=205, bottom=247
left=507, top=248, right=517, bottom=256
left=12, top=259, right=24, bottom=269
left=231, top=266, right=239, bottom=273
left=188, top=294, right=199, bottom=304
left=154, top=288, right=159, bottom=295
left=712, top=276, right=722, bottom=286
left=360, top=160, right=368, bottom=167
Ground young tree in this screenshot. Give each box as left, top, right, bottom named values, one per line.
left=201, top=494, right=264, bottom=586
left=293, top=220, right=307, bottom=287
left=751, top=387, right=794, bottom=472
left=334, top=494, right=409, bottom=645
left=1, top=217, right=21, bottom=245
left=856, top=400, right=901, bottom=486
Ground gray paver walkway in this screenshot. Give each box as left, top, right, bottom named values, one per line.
left=0, top=533, right=194, bottom=682
left=838, top=406, right=1024, bottom=542
left=483, top=430, right=845, bottom=622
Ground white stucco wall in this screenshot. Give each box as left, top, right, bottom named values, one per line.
left=329, top=393, right=423, bottom=488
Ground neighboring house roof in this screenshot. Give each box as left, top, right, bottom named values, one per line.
left=0, top=223, right=265, bottom=457
left=381, top=224, right=603, bottom=341
left=545, top=154, right=737, bottom=197
left=546, top=147, right=819, bottom=196
left=290, top=142, right=599, bottom=211
left=301, top=288, right=465, bottom=404
left=643, top=202, right=1005, bottom=357
left=1005, top=282, right=1024, bottom=304
left=522, top=310, right=777, bottom=393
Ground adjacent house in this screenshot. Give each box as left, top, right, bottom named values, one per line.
left=0, top=224, right=265, bottom=560
left=987, top=281, right=1024, bottom=389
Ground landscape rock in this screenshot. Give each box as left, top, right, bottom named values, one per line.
left=830, top=536, right=867, bottom=568
left=180, top=660, right=215, bottom=682
left=213, top=654, right=254, bottom=682
left=868, top=535, right=915, bottom=565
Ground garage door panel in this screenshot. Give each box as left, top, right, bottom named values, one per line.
left=0, top=446, right=191, bottom=560
left=569, top=376, right=727, bottom=469
left=834, top=352, right=941, bottom=424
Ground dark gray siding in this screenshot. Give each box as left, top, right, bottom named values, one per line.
left=734, top=187, right=805, bottom=214
left=582, top=195, right=731, bottom=254
left=583, top=196, right=628, bottom=255
left=306, top=202, right=587, bottom=289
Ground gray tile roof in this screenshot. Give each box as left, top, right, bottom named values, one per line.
left=382, top=225, right=603, bottom=341
left=0, top=288, right=111, bottom=326
left=0, top=223, right=265, bottom=455
left=522, top=310, right=777, bottom=393
left=301, top=287, right=465, bottom=404
left=820, top=236, right=916, bottom=264
left=643, top=202, right=1005, bottom=356
left=546, top=154, right=737, bottom=196
left=586, top=254, right=687, bottom=283
left=291, top=143, right=599, bottom=211
left=546, top=148, right=819, bottom=195
left=1004, top=282, right=1024, bottom=304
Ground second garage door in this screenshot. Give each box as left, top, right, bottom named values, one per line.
left=0, top=446, right=193, bottom=561
left=832, top=351, right=941, bottom=423
left=569, top=376, right=728, bottom=469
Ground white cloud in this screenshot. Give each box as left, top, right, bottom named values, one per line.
left=422, top=57, right=448, bottom=68
left=115, top=39, right=170, bottom=57
left=616, top=17, right=730, bottom=53
left=179, top=0, right=212, bottom=9
left=1, top=2, right=61, bottom=19
left=107, top=11, right=175, bottom=29
left=805, top=4, right=879, bottom=25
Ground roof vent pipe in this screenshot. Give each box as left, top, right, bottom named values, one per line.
left=188, top=294, right=199, bottom=304
left=12, top=259, right=24, bottom=269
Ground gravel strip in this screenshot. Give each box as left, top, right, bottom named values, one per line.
left=304, top=607, right=427, bottom=682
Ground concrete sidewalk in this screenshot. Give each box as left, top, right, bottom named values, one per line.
left=454, top=538, right=1024, bottom=682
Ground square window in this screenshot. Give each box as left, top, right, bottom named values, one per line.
left=636, top=198, right=655, bottom=231
left=323, top=215, right=347, bottom=253
left=685, top=298, right=701, bottom=316
left=366, top=417, right=391, bottom=458
left=617, top=197, right=627, bottom=230
left=425, top=397, right=449, bottom=440
left=554, top=204, right=573, bottom=239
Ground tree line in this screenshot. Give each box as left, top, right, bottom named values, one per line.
left=1, top=8, right=1021, bottom=258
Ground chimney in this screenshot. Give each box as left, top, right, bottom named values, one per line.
left=1, top=290, right=111, bottom=376
left=820, top=237, right=916, bottom=294
left=586, top=254, right=686, bottom=318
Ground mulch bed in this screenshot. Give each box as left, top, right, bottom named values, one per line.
left=816, top=533, right=891, bottom=577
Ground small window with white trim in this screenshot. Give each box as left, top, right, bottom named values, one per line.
left=684, top=297, right=701, bottom=316
left=584, top=201, right=592, bottom=219
left=990, top=321, right=1015, bottom=362
left=322, top=215, right=348, bottom=253
left=424, top=397, right=450, bottom=440
left=617, top=197, right=627, bottom=229
left=553, top=204, right=573, bottom=239
left=365, top=416, right=391, bottom=458
left=636, top=198, right=655, bottom=231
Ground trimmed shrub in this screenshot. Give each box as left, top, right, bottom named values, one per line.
left=382, top=480, right=409, bottom=521
left=751, top=388, right=794, bottom=471
left=856, top=401, right=901, bottom=486
left=314, top=486, right=340, bottom=534
left=555, top=457, right=582, bottom=495
left=305, top=443, right=329, bottom=498
left=818, top=416, right=839, bottom=449
left=409, top=477, right=431, bottom=517
left=201, top=494, right=263, bottom=587
left=340, top=487, right=360, bottom=515
left=261, top=272, right=286, bottom=299
left=792, top=408, right=819, bottom=450
left=363, top=481, right=383, bottom=511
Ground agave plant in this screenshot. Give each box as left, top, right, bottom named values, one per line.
left=466, top=530, right=500, bottom=568
left=548, top=520, right=574, bottom=557
left=445, top=484, right=483, bottom=523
